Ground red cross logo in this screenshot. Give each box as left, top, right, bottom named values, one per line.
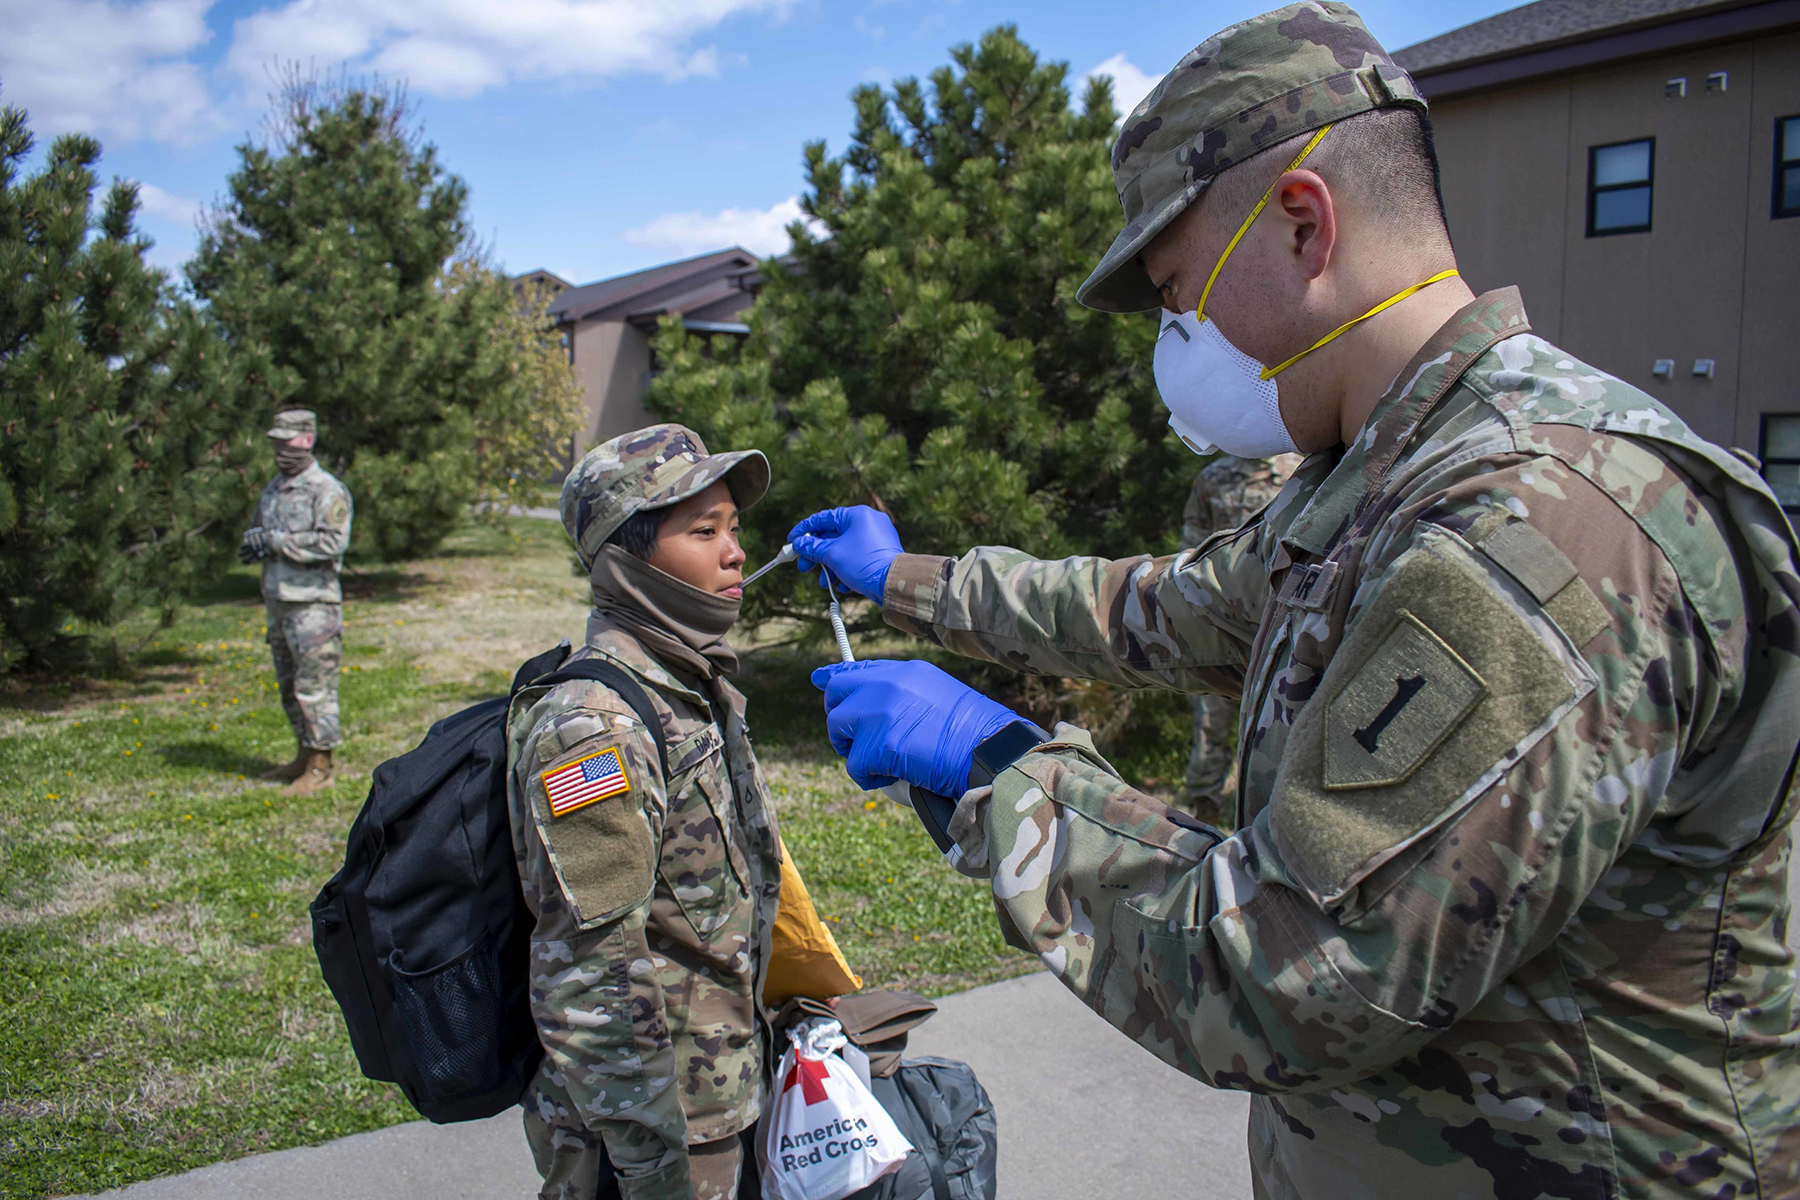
left=783, top=1057, right=830, bottom=1105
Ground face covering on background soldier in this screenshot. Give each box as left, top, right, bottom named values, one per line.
left=1151, top=123, right=1459, bottom=457
left=274, top=432, right=316, bottom=475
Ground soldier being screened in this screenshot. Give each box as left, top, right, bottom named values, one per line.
left=790, top=3, right=1800, bottom=1196
left=1178, top=452, right=1301, bottom=824
left=508, top=424, right=780, bottom=1200
left=241, top=409, right=352, bottom=795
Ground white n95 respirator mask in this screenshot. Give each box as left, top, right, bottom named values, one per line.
left=1150, top=119, right=1459, bottom=459
left=1152, top=309, right=1299, bottom=458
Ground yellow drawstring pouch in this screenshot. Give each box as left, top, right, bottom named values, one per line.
left=764, top=842, right=862, bottom=1006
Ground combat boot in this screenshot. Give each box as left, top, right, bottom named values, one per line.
left=258, top=744, right=307, bottom=782
left=283, top=749, right=335, bottom=796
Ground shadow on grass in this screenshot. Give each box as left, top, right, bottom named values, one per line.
left=339, top=569, right=435, bottom=603
left=189, top=572, right=265, bottom=607
left=736, top=646, right=835, bottom=758
left=0, top=640, right=213, bottom=713
left=155, top=741, right=280, bottom=777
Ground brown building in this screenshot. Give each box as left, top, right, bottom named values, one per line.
left=514, top=248, right=767, bottom=459
left=1394, top=0, right=1800, bottom=508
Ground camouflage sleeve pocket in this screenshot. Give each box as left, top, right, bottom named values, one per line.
left=1271, top=526, right=1597, bottom=914
left=530, top=737, right=655, bottom=929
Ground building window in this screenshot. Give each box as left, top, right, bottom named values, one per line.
left=1587, top=138, right=1654, bottom=236
left=1760, top=415, right=1800, bottom=512
left=1776, top=115, right=1800, bottom=219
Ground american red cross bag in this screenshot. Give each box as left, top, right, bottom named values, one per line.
left=759, top=1017, right=911, bottom=1200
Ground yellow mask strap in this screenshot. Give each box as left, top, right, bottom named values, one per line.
left=1196, top=122, right=1334, bottom=321
left=1259, top=268, right=1461, bottom=380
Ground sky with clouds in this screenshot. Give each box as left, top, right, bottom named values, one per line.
left=1, top=0, right=1519, bottom=287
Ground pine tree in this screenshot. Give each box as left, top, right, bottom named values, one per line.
left=0, top=105, right=263, bottom=672
left=189, top=74, right=568, bottom=559
left=649, top=26, right=1191, bottom=635
left=454, top=257, right=585, bottom=521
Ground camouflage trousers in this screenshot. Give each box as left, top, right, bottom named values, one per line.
left=264, top=600, right=342, bottom=750
left=1177, top=691, right=1237, bottom=829
left=522, top=1103, right=751, bottom=1200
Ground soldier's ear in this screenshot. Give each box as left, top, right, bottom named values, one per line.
left=1273, top=170, right=1336, bottom=283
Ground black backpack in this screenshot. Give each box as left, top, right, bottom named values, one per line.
left=310, top=641, right=668, bottom=1124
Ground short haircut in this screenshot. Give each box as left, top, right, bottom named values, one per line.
left=606, top=507, right=666, bottom=561
left=1203, top=106, right=1449, bottom=248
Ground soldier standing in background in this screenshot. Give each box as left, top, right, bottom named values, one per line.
left=241, top=409, right=352, bottom=796
left=1177, top=452, right=1301, bottom=824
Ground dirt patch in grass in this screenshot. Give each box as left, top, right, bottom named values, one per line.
left=83, top=902, right=215, bottom=955
left=0, top=863, right=153, bottom=927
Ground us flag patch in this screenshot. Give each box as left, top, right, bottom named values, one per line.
left=542, top=747, right=631, bottom=817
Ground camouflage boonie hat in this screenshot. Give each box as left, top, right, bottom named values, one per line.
left=1076, top=1, right=1425, bottom=313
left=266, top=409, right=317, bottom=439
left=561, top=423, right=771, bottom=568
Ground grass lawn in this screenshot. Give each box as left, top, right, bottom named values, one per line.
left=0, top=516, right=1037, bottom=1199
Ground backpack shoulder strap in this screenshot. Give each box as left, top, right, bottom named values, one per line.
left=530, top=658, right=670, bottom=775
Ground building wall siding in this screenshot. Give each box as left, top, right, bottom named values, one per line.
left=569, top=320, right=656, bottom=458
left=1433, top=78, right=1573, bottom=343
left=1427, top=30, right=1797, bottom=454
left=1738, top=31, right=1800, bottom=451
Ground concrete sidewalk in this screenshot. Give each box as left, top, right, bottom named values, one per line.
left=74, top=971, right=1248, bottom=1200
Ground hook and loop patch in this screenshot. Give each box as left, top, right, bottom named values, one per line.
left=1324, top=611, right=1487, bottom=790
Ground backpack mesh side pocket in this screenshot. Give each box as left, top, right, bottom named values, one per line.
left=390, top=934, right=508, bottom=1104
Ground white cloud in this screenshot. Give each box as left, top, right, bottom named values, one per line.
left=1084, top=53, right=1163, bottom=121
left=0, top=0, right=223, bottom=144
left=2, top=0, right=798, bottom=148
left=223, top=0, right=794, bottom=98
left=623, top=195, right=822, bottom=258
left=135, top=182, right=201, bottom=224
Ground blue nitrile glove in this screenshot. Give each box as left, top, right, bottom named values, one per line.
left=812, top=659, right=1019, bottom=796
left=788, top=506, right=904, bottom=603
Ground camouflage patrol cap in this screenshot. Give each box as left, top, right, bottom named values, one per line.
left=1076, top=1, right=1425, bottom=314
left=266, top=409, right=317, bottom=439
left=561, top=423, right=771, bottom=568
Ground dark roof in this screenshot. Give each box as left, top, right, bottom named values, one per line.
left=543, top=247, right=757, bottom=324
left=514, top=268, right=574, bottom=292
left=623, top=278, right=756, bottom=328
left=1392, top=0, right=1797, bottom=99
left=1395, top=0, right=1759, bottom=74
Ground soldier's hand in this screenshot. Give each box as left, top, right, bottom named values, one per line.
left=812, top=659, right=1018, bottom=796
left=788, top=506, right=904, bottom=603
left=238, top=527, right=268, bottom=563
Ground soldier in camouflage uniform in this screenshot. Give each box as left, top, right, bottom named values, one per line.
left=1178, top=453, right=1301, bottom=823
left=794, top=5, right=1800, bottom=1196
left=241, top=409, right=352, bottom=796
left=507, top=423, right=781, bottom=1200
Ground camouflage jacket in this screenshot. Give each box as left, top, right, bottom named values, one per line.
left=252, top=461, right=352, bottom=604
left=1181, top=454, right=1303, bottom=550
left=505, top=621, right=781, bottom=1195
left=884, top=290, right=1800, bottom=1198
